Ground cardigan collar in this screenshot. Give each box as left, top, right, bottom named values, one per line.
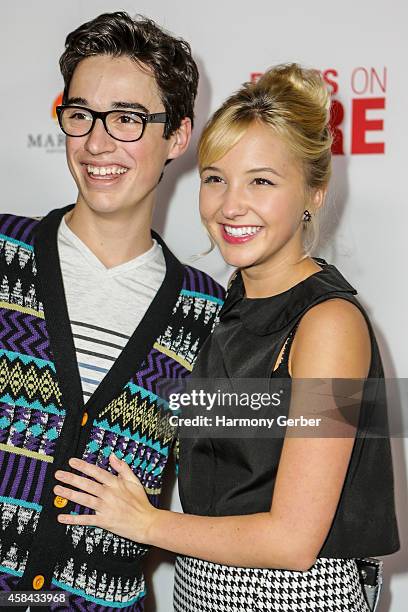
left=221, top=259, right=357, bottom=337
left=33, top=204, right=186, bottom=424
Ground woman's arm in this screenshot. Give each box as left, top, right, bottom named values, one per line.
left=54, top=298, right=371, bottom=570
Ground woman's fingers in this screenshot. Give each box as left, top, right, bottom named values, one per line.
left=109, top=453, right=142, bottom=484
left=54, top=470, right=104, bottom=497
left=57, top=512, right=100, bottom=526
left=54, top=484, right=100, bottom=510
left=67, top=457, right=116, bottom=485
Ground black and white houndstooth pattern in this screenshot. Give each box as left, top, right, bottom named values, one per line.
left=173, top=556, right=370, bottom=612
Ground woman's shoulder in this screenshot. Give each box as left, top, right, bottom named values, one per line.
left=290, top=297, right=372, bottom=378
left=299, top=295, right=367, bottom=328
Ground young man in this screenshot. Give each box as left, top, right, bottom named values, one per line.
left=0, top=12, right=224, bottom=611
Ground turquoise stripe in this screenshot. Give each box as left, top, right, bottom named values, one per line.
left=0, top=349, right=55, bottom=372
left=51, top=579, right=146, bottom=608
left=181, top=289, right=224, bottom=305
left=125, top=382, right=169, bottom=409
left=0, top=394, right=65, bottom=416
left=0, top=564, right=23, bottom=577
left=0, top=496, right=42, bottom=512
left=92, top=419, right=169, bottom=457
left=0, top=233, right=34, bottom=251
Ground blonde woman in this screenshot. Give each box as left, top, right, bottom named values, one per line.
left=54, top=64, right=399, bottom=612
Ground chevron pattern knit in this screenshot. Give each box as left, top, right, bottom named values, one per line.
left=0, top=212, right=224, bottom=611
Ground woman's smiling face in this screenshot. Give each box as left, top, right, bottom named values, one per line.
left=199, top=122, right=313, bottom=271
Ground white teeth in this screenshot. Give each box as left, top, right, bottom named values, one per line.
left=224, top=225, right=262, bottom=237
left=86, top=165, right=128, bottom=176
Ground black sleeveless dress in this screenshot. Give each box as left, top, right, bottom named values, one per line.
left=173, top=261, right=399, bottom=612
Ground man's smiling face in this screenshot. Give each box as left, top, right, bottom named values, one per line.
left=65, top=54, right=187, bottom=217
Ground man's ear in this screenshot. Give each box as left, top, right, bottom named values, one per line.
left=167, top=117, right=192, bottom=161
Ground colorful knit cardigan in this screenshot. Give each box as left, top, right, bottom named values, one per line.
left=0, top=206, right=224, bottom=611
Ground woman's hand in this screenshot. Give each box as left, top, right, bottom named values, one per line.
left=54, top=454, right=158, bottom=544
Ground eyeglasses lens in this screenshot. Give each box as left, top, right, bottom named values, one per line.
left=60, top=108, right=144, bottom=141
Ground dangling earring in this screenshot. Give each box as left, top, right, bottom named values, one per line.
left=302, top=209, right=312, bottom=223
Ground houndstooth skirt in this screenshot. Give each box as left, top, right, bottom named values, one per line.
left=173, top=555, right=370, bottom=612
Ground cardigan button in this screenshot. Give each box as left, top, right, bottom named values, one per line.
left=81, top=412, right=88, bottom=426
left=33, top=574, right=45, bottom=590
left=54, top=495, right=68, bottom=508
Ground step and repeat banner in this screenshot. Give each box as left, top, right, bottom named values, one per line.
left=1, top=1, right=407, bottom=610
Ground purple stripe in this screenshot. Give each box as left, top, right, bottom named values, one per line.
left=184, top=265, right=195, bottom=291
left=20, top=218, right=37, bottom=244
left=0, top=309, right=12, bottom=347
left=8, top=310, right=26, bottom=351
left=22, top=456, right=36, bottom=499
left=145, top=352, right=165, bottom=388
left=0, top=215, right=14, bottom=236
left=9, top=454, right=26, bottom=497
left=9, top=216, right=26, bottom=238
left=197, top=269, right=205, bottom=294
left=0, top=452, right=15, bottom=496
left=205, top=273, right=214, bottom=297
left=209, top=275, right=225, bottom=300
left=37, top=319, right=52, bottom=360
left=135, top=355, right=155, bottom=391
left=184, top=265, right=225, bottom=300
left=33, top=459, right=48, bottom=504
left=163, top=357, right=172, bottom=379
left=21, top=315, right=41, bottom=357
left=0, top=450, right=5, bottom=474
left=185, top=265, right=206, bottom=293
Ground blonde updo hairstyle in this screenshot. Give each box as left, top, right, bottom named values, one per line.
left=198, top=63, right=332, bottom=255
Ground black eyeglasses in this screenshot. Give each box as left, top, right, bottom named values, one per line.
left=56, top=105, right=168, bottom=142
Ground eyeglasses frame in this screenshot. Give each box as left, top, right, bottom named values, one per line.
left=56, top=105, right=168, bottom=142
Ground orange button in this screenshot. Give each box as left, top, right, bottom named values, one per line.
left=54, top=495, right=68, bottom=508
left=33, top=574, right=45, bottom=590
left=81, top=412, right=88, bottom=426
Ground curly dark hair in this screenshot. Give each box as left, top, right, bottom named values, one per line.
left=59, top=11, right=199, bottom=138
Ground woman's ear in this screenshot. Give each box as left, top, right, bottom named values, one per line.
left=311, top=187, right=327, bottom=212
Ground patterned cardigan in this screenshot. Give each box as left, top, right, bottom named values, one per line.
left=0, top=206, right=224, bottom=611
